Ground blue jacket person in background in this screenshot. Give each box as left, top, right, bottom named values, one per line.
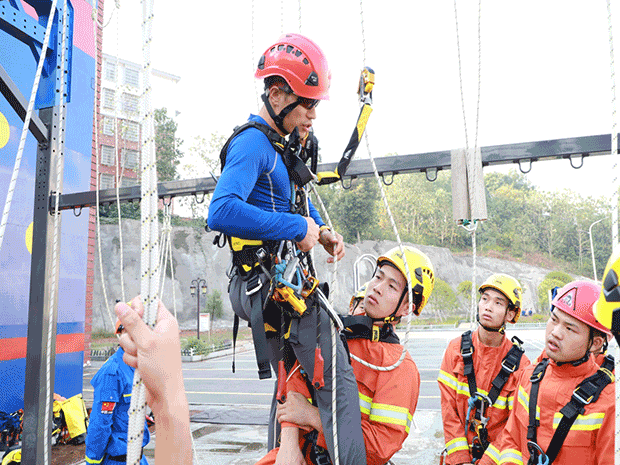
left=85, top=320, right=150, bottom=464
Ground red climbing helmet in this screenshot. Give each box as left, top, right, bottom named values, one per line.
left=551, top=280, right=611, bottom=335
left=255, top=33, right=331, bottom=100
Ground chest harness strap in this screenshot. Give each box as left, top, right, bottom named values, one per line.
left=526, top=355, right=614, bottom=465
left=216, top=122, right=319, bottom=379
left=460, top=331, right=525, bottom=460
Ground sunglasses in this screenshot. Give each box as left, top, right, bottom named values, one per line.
left=296, top=96, right=320, bottom=110
left=277, top=86, right=319, bottom=110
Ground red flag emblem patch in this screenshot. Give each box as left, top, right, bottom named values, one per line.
left=101, top=402, right=116, bottom=414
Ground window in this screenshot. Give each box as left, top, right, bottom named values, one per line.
left=100, top=173, right=115, bottom=190
left=101, top=145, right=115, bottom=165
left=124, top=122, right=139, bottom=142
left=122, top=93, right=139, bottom=114
left=103, top=60, right=116, bottom=81
left=102, top=117, right=115, bottom=136
left=123, top=149, right=140, bottom=170
left=121, top=176, right=137, bottom=187
left=102, top=88, right=115, bottom=110
left=124, top=67, right=140, bottom=88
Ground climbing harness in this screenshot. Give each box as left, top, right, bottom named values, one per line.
left=460, top=331, right=525, bottom=460
left=526, top=356, right=614, bottom=465
left=341, top=315, right=400, bottom=344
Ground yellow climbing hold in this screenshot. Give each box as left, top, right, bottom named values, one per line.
left=0, top=111, right=9, bottom=149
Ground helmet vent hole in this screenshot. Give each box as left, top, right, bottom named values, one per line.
left=286, top=45, right=294, bottom=53
left=303, top=58, right=309, bottom=65
left=295, top=50, right=302, bottom=57
left=278, top=45, right=285, bottom=51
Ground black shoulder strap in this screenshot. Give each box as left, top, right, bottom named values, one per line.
left=527, top=359, right=550, bottom=445
left=341, top=315, right=400, bottom=344
left=219, top=121, right=286, bottom=171
left=487, top=336, right=525, bottom=406
left=460, top=330, right=477, bottom=396
left=545, top=361, right=614, bottom=463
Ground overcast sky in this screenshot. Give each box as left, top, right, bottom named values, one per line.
left=102, top=1, right=620, bottom=201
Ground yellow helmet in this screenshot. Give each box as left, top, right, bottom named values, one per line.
left=478, top=273, right=522, bottom=324
left=593, top=249, right=620, bottom=333
left=349, top=281, right=369, bottom=309
left=376, top=246, right=435, bottom=315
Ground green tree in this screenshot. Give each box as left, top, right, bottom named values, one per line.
left=205, top=289, right=224, bottom=319
left=426, top=278, right=458, bottom=321
left=154, top=108, right=183, bottom=181
left=537, top=271, right=572, bottom=312
left=316, top=178, right=379, bottom=243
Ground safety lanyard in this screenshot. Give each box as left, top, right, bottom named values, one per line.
left=461, top=331, right=524, bottom=455
left=461, top=332, right=525, bottom=415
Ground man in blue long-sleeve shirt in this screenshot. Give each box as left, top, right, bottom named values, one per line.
left=85, top=321, right=150, bottom=465
left=208, top=33, right=366, bottom=464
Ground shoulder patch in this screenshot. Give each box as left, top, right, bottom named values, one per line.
left=101, top=402, right=115, bottom=414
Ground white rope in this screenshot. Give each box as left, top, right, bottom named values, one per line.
left=127, top=0, right=160, bottom=462
left=454, top=0, right=483, bottom=329
left=158, top=203, right=177, bottom=319
left=91, top=0, right=119, bottom=29
left=606, top=1, right=620, bottom=461
left=298, top=0, right=302, bottom=32
left=45, top=2, right=69, bottom=463
left=92, top=6, right=115, bottom=332
left=306, top=183, right=341, bottom=463
left=113, top=15, right=126, bottom=303
left=0, top=0, right=59, bottom=255
left=332, top=0, right=411, bottom=374
left=251, top=0, right=260, bottom=111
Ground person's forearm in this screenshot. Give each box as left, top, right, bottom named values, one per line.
left=153, top=392, right=192, bottom=465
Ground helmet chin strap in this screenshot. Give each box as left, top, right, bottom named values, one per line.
left=556, top=336, right=594, bottom=367
left=262, top=92, right=299, bottom=135
left=370, top=287, right=408, bottom=325
left=476, top=313, right=506, bottom=334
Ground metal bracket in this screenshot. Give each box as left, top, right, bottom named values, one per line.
left=568, top=153, right=584, bottom=169
left=425, top=168, right=438, bottom=182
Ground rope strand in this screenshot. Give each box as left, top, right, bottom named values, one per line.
left=0, top=0, right=60, bottom=254
left=45, top=3, right=70, bottom=463
left=605, top=1, right=620, bottom=460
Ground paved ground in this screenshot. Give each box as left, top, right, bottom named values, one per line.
left=64, top=328, right=546, bottom=464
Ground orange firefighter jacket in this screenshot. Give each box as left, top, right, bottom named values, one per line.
left=437, top=329, right=530, bottom=465
left=263, top=337, right=420, bottom=465
left=478, top=356, right=615, bottom=465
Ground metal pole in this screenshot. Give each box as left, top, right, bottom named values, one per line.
left=589, top=218, right=604, bottom=281
left=197, top=281, right=200, bottom=340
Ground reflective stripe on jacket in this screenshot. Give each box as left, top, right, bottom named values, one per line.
left=478, top=356, right=615, bottom=465
left=437, top=329, right=530, bottom=465
left=280, top=337, right=420, bottom=465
